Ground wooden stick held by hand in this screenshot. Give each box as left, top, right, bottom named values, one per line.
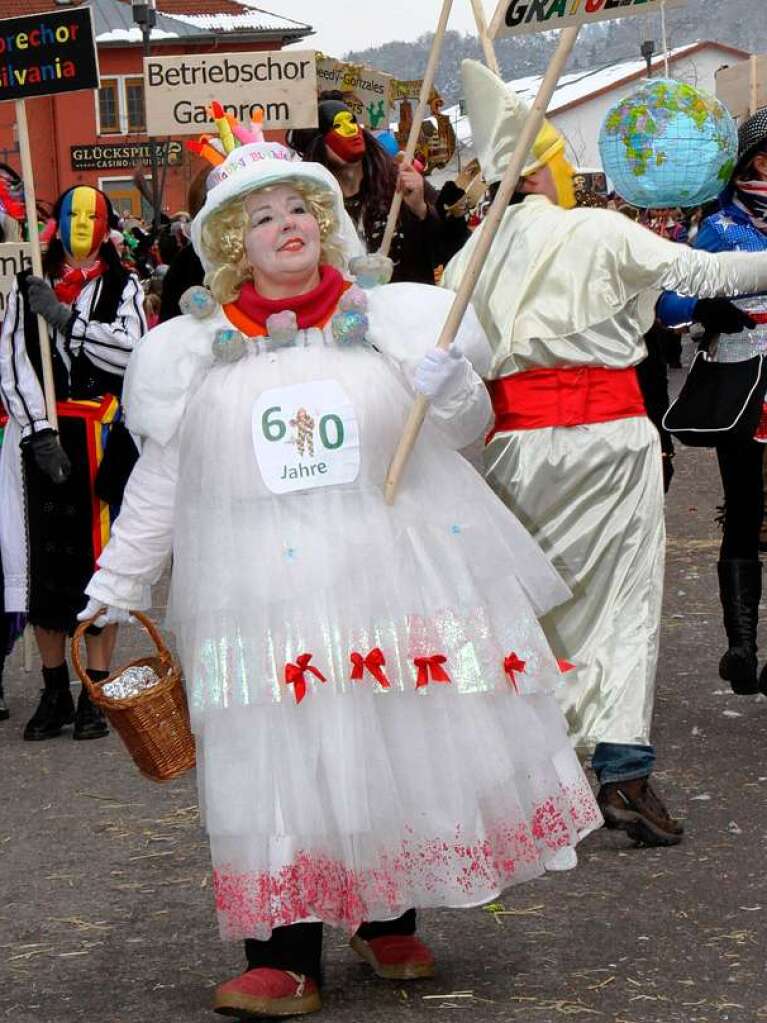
left=379, top=0, right=454, bottom=257
left=383, top=26, right=581, bottom=505
left=15, top=99, right=58, bottom=431
left=470, top=0, right=500, bottom=75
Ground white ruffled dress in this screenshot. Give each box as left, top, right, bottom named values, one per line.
left=87, top=282, right=601, bottom=941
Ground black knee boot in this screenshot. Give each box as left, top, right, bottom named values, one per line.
left=23, top=663, right=75, bottom=740
left=73, top=669, right=110, bottom=741
left=718, top=560, right=761, bottom=695
left=0, top=673, right=8, bottom=721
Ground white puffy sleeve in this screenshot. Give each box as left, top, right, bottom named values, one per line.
left=605, top=210, right=767, bottom=298
left=657, top=244, right=767, bottom=298
left=365, top=282, right=492, bottom=450
left=86, top=312, right=216, bottom=608
left=123, top=312, right=216, bottom=445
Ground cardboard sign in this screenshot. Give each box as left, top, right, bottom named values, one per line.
left=316, top=57, right=393, bottom=128
left=251, top=380, right=360, bottom=495
left=716, top=56, right=767, bottom=122
left=71, top=140, right=183, bottom=171
left=490, top=0, right=687, bottom=38
left=0, top=242, right=31, bottom=316
left=143, top=50, right=318, bottom=136
left=0, top=7, right=98, bottom=102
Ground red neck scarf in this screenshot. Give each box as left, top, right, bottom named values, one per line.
left=235, top=265, right=346, bottom=331
left=53, top=259, right=107, bottom=304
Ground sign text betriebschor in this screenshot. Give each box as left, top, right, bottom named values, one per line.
left=143, top=51, right=318, bottom=136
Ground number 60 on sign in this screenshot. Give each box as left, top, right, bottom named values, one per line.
left=251, top=380, right=361, bottom=495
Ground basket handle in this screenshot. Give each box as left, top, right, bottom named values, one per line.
left=71, top=609, right=172, bottom=698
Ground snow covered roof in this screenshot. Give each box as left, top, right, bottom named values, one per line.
left=163, top=1, right=312, bottom=35
left=90, top=0, right=312, bottom=46
left=447, top=41, right=750, bottom=148
left=84, top=0, right=198, bottom=42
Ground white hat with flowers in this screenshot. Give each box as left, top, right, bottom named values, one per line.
left=189, top=104, right=356, bottom=270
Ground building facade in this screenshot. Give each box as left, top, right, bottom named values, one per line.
left=0, top=0, right=312, bottom=216
left=446, top=41, right=751, bottom=179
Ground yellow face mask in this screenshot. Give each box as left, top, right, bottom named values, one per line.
left=523, top=119, right=576, bottom=210
left=547, top=150, right=576, bottom=210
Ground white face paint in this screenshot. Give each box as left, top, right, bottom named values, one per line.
left=244, top=185, right=322, bottom=296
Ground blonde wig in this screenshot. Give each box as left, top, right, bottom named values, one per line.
left=201, top=180, right=345, bottom=304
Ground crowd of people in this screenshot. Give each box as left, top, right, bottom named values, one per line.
left=1, top=73, right=767, bottom=1020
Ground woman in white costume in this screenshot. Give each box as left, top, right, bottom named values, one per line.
left=443, top=61, right=767, bottom=849
left=81, top=130, right=600, bottom=1019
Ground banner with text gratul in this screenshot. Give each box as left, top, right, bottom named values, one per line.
left=490, top=0, right=687, bottom=39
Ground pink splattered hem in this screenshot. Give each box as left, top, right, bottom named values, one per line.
left=212, top=783, right=601, bottom=940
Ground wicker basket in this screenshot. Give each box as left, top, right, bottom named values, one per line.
left=72, top=610, right=196, bottom=782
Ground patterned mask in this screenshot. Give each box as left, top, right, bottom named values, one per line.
left=320, top=101, right=366, bottom=164
left=59, top=186, right=109, bottom=260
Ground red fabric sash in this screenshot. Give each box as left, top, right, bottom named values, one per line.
left=53, top=260, right=107, bottom=304
left=235, top=265, right=346, bottom=331
left=487, top=366, right=647, bottom=440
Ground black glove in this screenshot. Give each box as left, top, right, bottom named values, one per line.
left=693, top=298, right=757, bottom=335
left=22, top=428, right=71, bottom=485
left=662, top=453, right=674, bottom=494
left=436, top=180, right=465, bottom=218
left=27, top=276, right=74, bottom=333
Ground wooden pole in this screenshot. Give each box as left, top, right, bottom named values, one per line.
left=750, top=54, right=759, bottom=116
left=15, top=99, right=58, bottom=431
left=383, top=25, right=580, bottom=505
left=379, top=0, right=454, bottom=257
left=469, top=0, right=500, bottom=75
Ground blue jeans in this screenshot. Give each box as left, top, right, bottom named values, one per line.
left=591, top=743, right=655, bottom=784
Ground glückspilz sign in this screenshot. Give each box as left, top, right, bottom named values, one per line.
left=0, top=8, right=98, bottom=101
left=490, top=0, right=687, bottom=37
left=71, top=141, right=183, bottom=171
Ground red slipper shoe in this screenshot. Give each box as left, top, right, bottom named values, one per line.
left=214, top=967, right=321, bottom=1018
left=349, top=933, right=436, bottom=980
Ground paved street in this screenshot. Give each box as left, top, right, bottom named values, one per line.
left=2, top=371, right=766, bottom=1023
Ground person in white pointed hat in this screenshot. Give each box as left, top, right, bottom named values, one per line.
left=443, top=60, right=767, bottom=848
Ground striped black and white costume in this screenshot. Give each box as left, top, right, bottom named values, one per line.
left=0, top=264, right=145, bottom=629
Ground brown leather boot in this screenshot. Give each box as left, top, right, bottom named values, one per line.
left=597, top=777, right=683, bottom=847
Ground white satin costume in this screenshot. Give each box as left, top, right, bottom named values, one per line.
left=443, top=195, right=767, bottom=754
left=85, top=280, right=601, bottom=940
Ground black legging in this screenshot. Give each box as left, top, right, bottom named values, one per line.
left=243, top=909, right=417, bottom=984
left=716, top=436, right=765, bottom=560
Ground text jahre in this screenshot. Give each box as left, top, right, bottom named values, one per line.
left=281, top=461, right=328, bottom=481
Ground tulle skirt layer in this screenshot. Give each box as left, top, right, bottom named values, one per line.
left=197, top=689, right=602, bottom=940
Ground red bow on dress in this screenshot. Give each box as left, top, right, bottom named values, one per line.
left=503, top=652, right=526, bottom=693
left=350, top=647, right=391, bottom=689
left=557, top=659, right=576, bottom=673
left=414, top=655, right=451, bottom=688
left=284, top=653, right=327, bottom=705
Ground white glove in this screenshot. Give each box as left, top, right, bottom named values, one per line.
left=413, top=345, right=468, bottom=401
left=77, top=597, right=134, bottom=628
